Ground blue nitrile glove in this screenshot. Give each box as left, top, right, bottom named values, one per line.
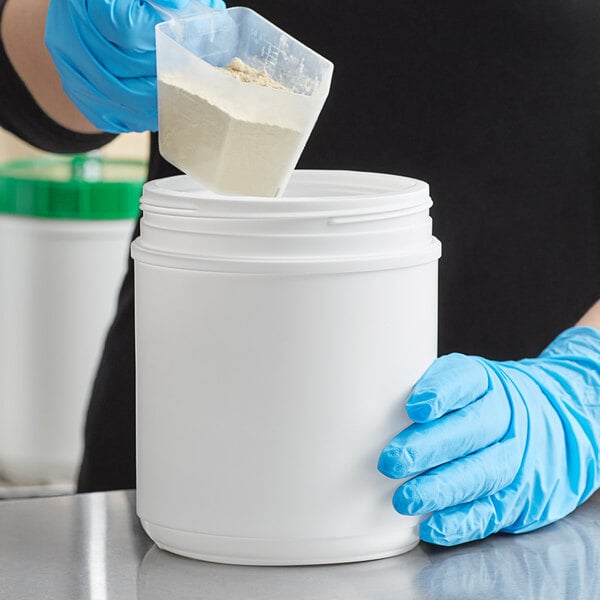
left=378, top=326, right=600, bottom=546
left=45, top=0, right=226, bottom=133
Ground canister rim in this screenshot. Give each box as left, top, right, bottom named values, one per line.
left=141, top=171, right=430, bottom=220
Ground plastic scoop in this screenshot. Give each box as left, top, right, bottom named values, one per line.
left=153, top=4, right=334, bottom=197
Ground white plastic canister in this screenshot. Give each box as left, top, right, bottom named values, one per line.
left=132, top=170, right=441, bottom=565
left=0, top=156, right=144, bottom=485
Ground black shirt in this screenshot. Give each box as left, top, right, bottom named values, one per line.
left=1, top=0, right=599, bottom=492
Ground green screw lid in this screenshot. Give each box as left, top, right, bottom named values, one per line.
left=0, top=154, right=147, bottom=220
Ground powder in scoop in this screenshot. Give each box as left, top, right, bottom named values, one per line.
left=159, top=76, right=303, bottom=197
left=219, top=57, right=292, bottom=92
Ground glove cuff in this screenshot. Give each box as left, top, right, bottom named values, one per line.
left=539, top=326, right=600, bottom=362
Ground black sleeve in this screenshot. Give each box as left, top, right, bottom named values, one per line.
left=0, top=0, right=116, bottom=153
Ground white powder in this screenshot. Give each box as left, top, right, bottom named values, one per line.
left=219, top=57, right=292, bottom=92
left=159, top=61, right=304, bottom=197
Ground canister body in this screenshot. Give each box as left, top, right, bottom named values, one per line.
left=133, top=170, right=441, bottom=564
left=0, top=216, right=134, bottom=483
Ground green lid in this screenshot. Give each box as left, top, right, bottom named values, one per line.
left=0, top=155, right=147, bottom=219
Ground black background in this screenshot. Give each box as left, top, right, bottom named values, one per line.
left=241, top=0, right=600, bottom=359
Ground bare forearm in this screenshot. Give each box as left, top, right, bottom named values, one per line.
left=1, top=0, right=99, bottom=133
left=577, top=300, right=600, bottom=331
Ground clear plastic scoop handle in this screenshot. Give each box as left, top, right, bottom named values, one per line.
left=146, top=0, right=218, bottom=21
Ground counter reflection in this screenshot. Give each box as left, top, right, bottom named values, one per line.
left=138, top=503, right=600, bottom=600
left=416, top=515, right=600, bottom=599
left=138, top=543, right=430, bottom=600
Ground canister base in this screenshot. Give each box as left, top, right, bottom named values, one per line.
left=141, top=519, right=420, bottom=566
left=0, top=457, right=76, bottom=486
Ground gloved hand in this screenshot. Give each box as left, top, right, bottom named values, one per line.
left=378, top=326, right=600, bottom=546
left=45, top=0, right=226, bottom=133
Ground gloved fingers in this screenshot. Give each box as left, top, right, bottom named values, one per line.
left=86, top=41, right=157, bottom=80
left=378, top=383, right=511, bottom=479
left=47, top=10, right=157, bottom=81
left=59, top=62, right=159, bottom=131
left=61, top=45, right=158, bottom=108
left=419, top=489, right=518, bottom=546
left=86, top=1, right=228, bottom=75
left=87, top=0, right=170, bottom=51
left=46, top=0, right=173, bottom=132
left=65, top=88, right=158, bottom=132
left=391, top=439, right=520, bottom=515
left=63, top=38, right=157, bottom=81
left=115, top=76, right=160, bottom=130
left=88, top=0, right=225, bottom=51
left=406, top=353, right=492, bottom=423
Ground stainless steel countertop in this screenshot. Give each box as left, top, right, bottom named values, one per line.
left=2, top=489, right=599, bottom=599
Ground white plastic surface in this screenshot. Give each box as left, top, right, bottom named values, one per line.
left=134, top=171, right=440, bottom=565
left=0, top=215, right=135, bottom=483
left=132, top=170, right=440, bottom=273
left=156, top=8, right=333, bottom=196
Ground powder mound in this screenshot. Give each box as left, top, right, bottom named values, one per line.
left=220, top=57, right=292, bottom=92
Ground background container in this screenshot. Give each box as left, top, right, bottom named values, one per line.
left=132, top=170, right=441, bottom=565
left=0, top=155, right=145, bottom=485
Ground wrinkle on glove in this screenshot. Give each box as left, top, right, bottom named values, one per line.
left=378, top=327, right=600, bottom=546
